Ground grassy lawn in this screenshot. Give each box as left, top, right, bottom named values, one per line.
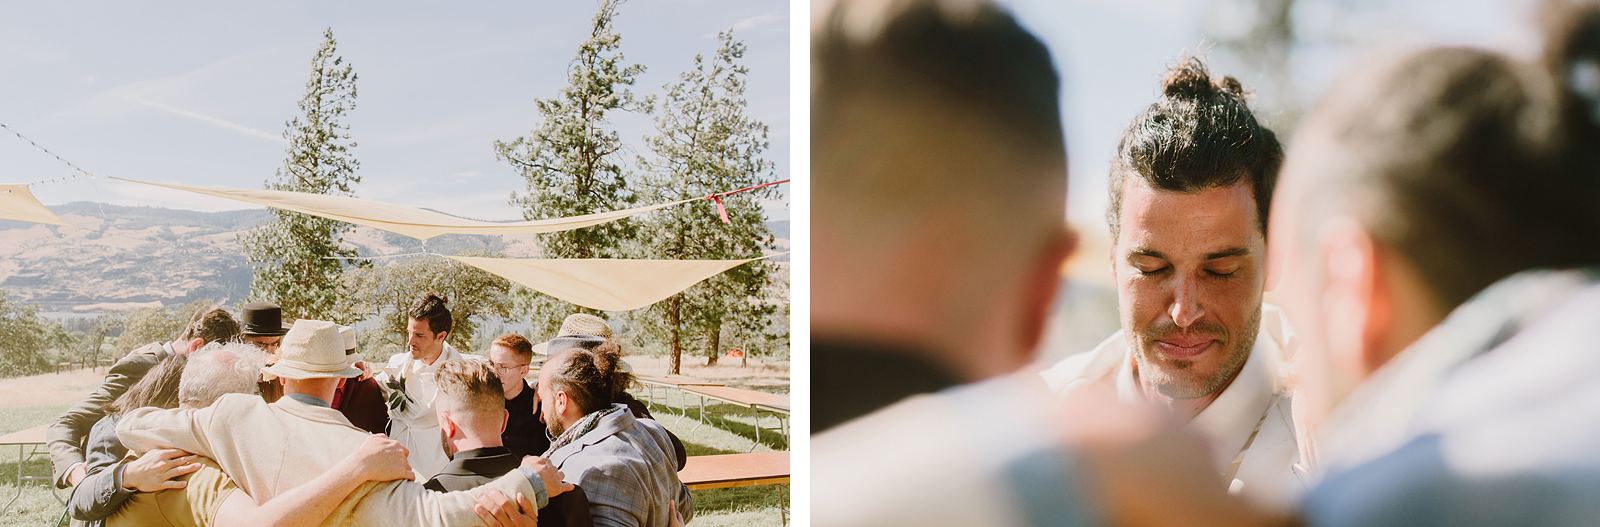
left=0, top=386, right=788, bottom=527
left=639, top=385, right=791, bottom=527
left=0, top=403, right=72, bottom=527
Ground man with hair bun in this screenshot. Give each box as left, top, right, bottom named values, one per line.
left=1038, top=54, right=1306, bottom=509
left=381, top=292, right=467, bottom=479
left=539, top=346, right=692, bottom=527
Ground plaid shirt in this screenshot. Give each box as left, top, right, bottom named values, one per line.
left=546, top=404, right=692, bottom=527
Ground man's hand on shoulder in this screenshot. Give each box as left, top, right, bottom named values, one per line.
left=120, top=449, right=202, bottom=493
left=473, top=490, right=538, bottom=527
left=66, top=464, right=88, bottom=487
left=338, top=434, right=413, bottom=483
left=520, top=455, right=574, bottom=497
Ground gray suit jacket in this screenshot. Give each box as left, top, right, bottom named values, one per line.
left=47, top=341, right=169, bottom=488
left=548, top=405, right=692, bottom=527
left=67, top=415, right=135, bottom=526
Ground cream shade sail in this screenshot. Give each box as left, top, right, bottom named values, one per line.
left=449, top=254, right=782, bottom=312
left=113, top=177, right=691, bottom=241
left=0, top=184, right=73, bottom=227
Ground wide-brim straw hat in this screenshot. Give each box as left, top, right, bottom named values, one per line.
left=534, top=335, right=633, bottom=372
left=262, top=319, right=363, bottom=381
left=559, top=313, right=611, bottom=339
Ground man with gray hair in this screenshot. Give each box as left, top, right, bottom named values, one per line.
left=50, top=305, right=242, bottom=489
left=179, top=343, right=266, bottom=409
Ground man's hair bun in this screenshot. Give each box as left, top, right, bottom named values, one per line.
left=1161, top=56, right=1249, bottom=100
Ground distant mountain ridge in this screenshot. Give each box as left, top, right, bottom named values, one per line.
left=0, top=203, right=789, bottom=312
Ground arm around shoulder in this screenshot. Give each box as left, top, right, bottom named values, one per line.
left=47, top=347, right=162, bottom=487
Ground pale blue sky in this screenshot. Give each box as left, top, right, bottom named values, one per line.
left=1, top=0, right=789, bottom=221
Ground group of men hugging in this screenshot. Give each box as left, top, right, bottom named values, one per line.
left=46, top=292, right=692, bottom=527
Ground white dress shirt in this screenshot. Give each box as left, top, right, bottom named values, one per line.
left=1039, top=304, right=1309, bottom=511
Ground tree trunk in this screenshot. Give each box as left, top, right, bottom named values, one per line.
left=705, top=325, right=721, bottom=367
left=668, top=296, right=682, bottom=375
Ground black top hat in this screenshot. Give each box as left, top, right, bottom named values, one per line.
left=240, top=301, right=289, bottom=337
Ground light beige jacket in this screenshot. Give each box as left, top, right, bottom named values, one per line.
left=117, top=393, right=537, bottom=526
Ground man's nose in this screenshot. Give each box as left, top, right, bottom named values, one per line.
left=1170, top=276, right=1205, bottom=328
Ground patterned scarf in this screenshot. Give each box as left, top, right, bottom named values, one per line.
left=545, top=405, right=624, bottom=455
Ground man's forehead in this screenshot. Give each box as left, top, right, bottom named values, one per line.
left=1118, top=179, right=1263, bottom=256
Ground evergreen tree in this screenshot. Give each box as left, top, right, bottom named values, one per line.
left=241, top=28, right=363, bottom=323
left=495, top=0, right=649, bottom=336
left=639, top=30, right=780, bottom=374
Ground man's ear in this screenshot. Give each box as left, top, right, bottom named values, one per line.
left=500, top=410, right=510, bottom=434
left=438, top=331, right=449, bottom=344
left=1319, top=219, right=1390, bottom=377
left=440, top=411, right=459, bottom=439
left=187, top=338, right=204, bottom=354
left=1018, top=228, right=1079, bottom=354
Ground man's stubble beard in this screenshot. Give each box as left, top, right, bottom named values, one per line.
left=1132, top=305, right=1261, bottom=399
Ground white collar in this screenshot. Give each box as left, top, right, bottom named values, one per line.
left=1112, top=305, right=1291, bottom=472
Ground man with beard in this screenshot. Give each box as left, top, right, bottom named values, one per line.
left=539, top=344, right=690, bottom=527
left=1039, top=55, right=1305, bottom=510
left=1067, top=4, right=1600, bottom=525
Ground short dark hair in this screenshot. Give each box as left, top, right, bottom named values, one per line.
left=435, top=358, right=505, bottom=416
left=1108, top=55, right=1283, bottom=240
left=106, top=354, right=187, bottom=416
left=178, top=306, right=242, bottom=345
left=492, top=334, right=534, bottom=359
left=1296, top=41, right=1600, bottom=311
left=407, top=293, right=452, bottom=336
left=545, top=342, right=633, bottom=416
left=814, top=0, right=1063, bottom=156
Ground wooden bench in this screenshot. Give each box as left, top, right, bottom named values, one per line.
left=678, top=452, right=789, bottom=490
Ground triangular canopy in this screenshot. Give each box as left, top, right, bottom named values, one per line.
left=115, top=177, right=689, bottom=241
left=449, top=254, right=779, bottom=312
left=0, top=184, right=73, bottom=227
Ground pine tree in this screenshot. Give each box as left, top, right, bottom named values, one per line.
left=639, top=30, right=779, bottom=374
left=240, top=28, right=363, bottom=323
left=495, top=0, right=649, bottom=336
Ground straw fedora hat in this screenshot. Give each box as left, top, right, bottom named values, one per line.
left=262, top=320, right=363, bottom=380
left=559, top=313, right=611, bottom=339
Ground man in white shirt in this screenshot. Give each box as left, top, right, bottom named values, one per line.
left=1039, top=55, right=1306, bottom=510
left=380, top=292, right=465, bottom=479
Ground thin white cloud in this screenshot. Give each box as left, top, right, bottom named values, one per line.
left=730, top=12, right=786, bottom=33
left=126, top=95, right=286, bottom=143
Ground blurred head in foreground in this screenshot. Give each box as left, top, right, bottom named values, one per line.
left=812, top=0, right=1075, bottom=383
left=1269, top=6, right=1600, bottom=428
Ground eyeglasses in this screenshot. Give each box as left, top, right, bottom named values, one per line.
left=490, top=361, right=529, bottom=373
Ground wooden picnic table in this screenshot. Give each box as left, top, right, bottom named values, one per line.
left=680, top=386, right=791, bottom=450
left=678, top=452, right=790, bottom=490
left=631, top=375, right=725, bottom=420
left=0, top=425, right=64, bottom=516
left=680, top=452, right=791, bottom=525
